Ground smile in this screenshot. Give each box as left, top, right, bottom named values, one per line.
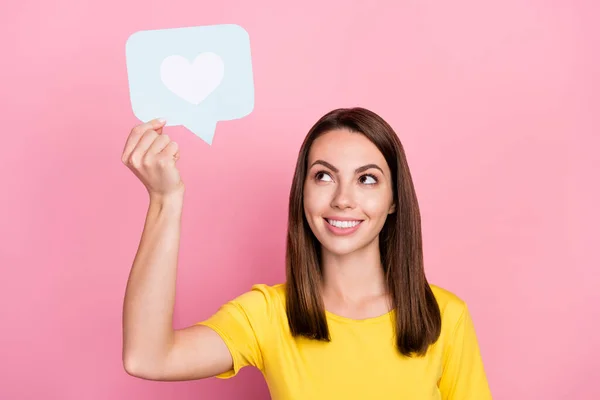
left=324, top=218, right=364, bottom=236
left=325, top=219, right=362, bottom=228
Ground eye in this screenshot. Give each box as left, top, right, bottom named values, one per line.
left=315, top=171, right=333, bottom=182
left=360, top=174, right=378, bottom=185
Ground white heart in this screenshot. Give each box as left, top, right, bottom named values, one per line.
left=160, top=53, right=224, bottom=105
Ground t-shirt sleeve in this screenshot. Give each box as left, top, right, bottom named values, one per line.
left=195, top=284, right=273, bottom=379
left=438, top=302, right=493, bottom=399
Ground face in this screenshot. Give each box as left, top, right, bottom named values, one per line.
left=303, top=129, right=396, bottom=256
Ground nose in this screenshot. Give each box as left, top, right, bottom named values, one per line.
left=330, top=182, right=356, bottom=210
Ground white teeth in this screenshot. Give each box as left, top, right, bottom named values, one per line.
left=327, top=219, right=361, bottom=228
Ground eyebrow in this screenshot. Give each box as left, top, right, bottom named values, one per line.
left=309, top=160, right=385, bottom=175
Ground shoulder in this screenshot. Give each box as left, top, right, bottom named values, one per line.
left=429, top=283, right=467, bottom=312
left=249, top=282, right=286, bottom=297
left=227, top=283, right=286, bottom=316
left=428, top=283, right=470, bottom=334
left=245, top=282, right=286, bottom=302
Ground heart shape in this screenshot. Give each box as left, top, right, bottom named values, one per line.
left=160, top=53, right=224, bottom=105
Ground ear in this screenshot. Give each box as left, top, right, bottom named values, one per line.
left=388, top=203, right=396, bottom=214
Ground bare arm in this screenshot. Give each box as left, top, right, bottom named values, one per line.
left=121, top=119, right=233, bottom=381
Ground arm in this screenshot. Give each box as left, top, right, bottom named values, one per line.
left=121, top=119, right=233, bottom=381
left=122, top=192, right=233, bottom=381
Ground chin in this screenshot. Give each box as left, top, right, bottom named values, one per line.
left=320, top=241, right=362, bottom=257
left=318, top=233, right=376, bottom=257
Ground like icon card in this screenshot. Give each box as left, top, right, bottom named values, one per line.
left=125, top=24, right=255, bottom=144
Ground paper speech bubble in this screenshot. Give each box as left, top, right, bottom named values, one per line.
left=125, top=24, right=255, bottom=144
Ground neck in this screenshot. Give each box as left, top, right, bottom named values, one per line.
left=320, top=238, right=387, bottom=302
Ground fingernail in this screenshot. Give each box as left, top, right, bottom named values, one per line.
left=158, top=118, right=166, bottom=124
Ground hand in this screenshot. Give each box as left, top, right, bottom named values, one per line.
left=121, top=118, right=184, bottom=198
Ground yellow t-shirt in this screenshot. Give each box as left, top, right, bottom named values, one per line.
left=197, top=283, right=492, bottom=399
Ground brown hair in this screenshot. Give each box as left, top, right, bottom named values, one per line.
left=284, top=107, right=441, bottom=357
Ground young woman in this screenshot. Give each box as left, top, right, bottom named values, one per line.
left=121, top=107, right=492, bottom=399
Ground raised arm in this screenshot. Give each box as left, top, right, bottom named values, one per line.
left=120, top=119, right=233, bottom=381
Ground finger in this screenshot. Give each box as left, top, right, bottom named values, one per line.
left=127, top=129, right=159, bottom=167
left=122, top=118, right=166, bottom=162
left=147, top=133, right=172, bottom=156
left=136, top=129, right=162, bottom=155
left=135, top=118, right=166, bottom=135
left=160, top=141, right=179, bottom=159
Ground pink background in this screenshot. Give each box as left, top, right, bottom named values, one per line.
left=1, top=0, right=598, bottom=399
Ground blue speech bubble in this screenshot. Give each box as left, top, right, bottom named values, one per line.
left=125, top=24, right=254, bottom=144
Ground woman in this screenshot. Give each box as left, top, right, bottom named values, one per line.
left=121, top=107, right=492, bottom=399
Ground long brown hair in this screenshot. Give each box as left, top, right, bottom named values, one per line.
left=285, top=107, right=441, bottom=357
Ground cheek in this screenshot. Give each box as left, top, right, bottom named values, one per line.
left=360, top=191, right=393, bottom=217
left=303, top=185, right=330, bottom=215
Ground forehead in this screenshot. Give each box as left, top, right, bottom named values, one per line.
left=308, top=129, right=386, bottom=165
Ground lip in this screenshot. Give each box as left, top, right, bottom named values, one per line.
left=323, top=217, right=364, bottom=236
left=323, top=216, right=363, bottom=221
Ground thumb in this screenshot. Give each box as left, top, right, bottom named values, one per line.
left=153, top=118, right=167, bottom=134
